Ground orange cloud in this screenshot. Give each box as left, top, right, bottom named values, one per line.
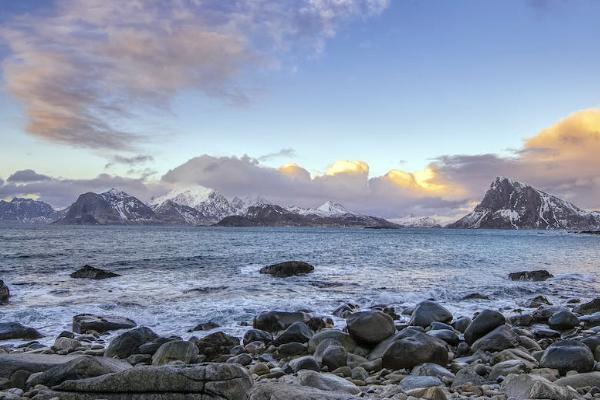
left=324, top=160, right=369, bottom=176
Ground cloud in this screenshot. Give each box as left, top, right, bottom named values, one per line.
left=7, top=169, right=52, bottom=183
left=105, top=154, right=155, bottom=169
left=257, top=148, right=297, bottom=162
left=0, top=0, right=389, bottom=150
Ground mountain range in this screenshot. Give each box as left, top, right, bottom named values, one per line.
left=2, top=178, right=599, bottom=230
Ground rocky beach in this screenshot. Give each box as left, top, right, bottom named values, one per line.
left=2, top=261, right=600, bottom=400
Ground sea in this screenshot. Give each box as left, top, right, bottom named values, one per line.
left=1, top=225, right=599, bottom=343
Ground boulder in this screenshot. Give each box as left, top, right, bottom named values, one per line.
left=508, top=270, right=553, bottom=281
left=332, top=303, right=359, bottom=318
left=540, top=340, right=595, bottom=374
left=26, top=355, right=130, bottom=388
left=52, top=337, right=82, bottom=353
left=227, top=353, right=252, bottom=366
left=489, top=359, right=530, bottom=380
left=297, top=370, right=360, bottom=395
left=188, top=322, right=220, bottom=332
left=308, top=329, right=357, bottom=354
left=501, top=373, right=580, bottom=400
left=193, top=331, right=239, bottom=361
left=0, top=322, right=42, bottom=340
left=427, top=329, right=459, bottom=346
left=35, top=363, right=252, bottom=400
left=274, top=322, right=313, bottom=345
left=321, top=345, right=347, bottom=371
left=72, top=314, right=136, bottom=334
left=471, top=325, right=519, bottom=353
left=528, top=295, right=552, bottom=308
left=0, top=280, right=9, bottom=304
left=382, top=331, right=448, bottom=370
left=464, top=309, right=505, bottom=345
left=253, top=311, right=309, bottom=332
left=346, top=311, right=395, bottom=345
left=70, top=265, right=119, bottom=279
left=243, top=329, right=273, bottom=346
left=104, top=326, right=159, bottom=358
left=249, top=382, right=358, bottom=400
left=409, top=301, right=452, bottom=328
left=152, top=340, right=199, bottom=365
left=579, top=312, right=600, bottom=328
left=451, top=316, right=471, bottom=333
left=548, top=310, right=579, bottom=331
left=411, top=363, right=455, bottom=381
left=451, top=365, right=485, bottom=388
left=399, top=376, right=443, bottom=392
left=574, top=297, right=600, bottom=315
left=289, top=356, right=320, bottom=373
left=278, top=342, right=307, bottom=357
left=0, top=353, right=81, bottom=389
left=554, top=372, right=600, bottom=389
left=259, top=261, right=314, bottom=277
left=137, top=336, right=176, bottom=355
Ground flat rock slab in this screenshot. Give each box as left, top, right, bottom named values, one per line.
left=70, top=265, right=120, bottom=279
left=249, top=382, right=359, bottom=400
left=0, top=353, right=80, bottom=378
left=33, top=363, right=252, bottom=400
left=73, top=314, right=136, bottom=334
left=259, top=261, right=314, bottom=277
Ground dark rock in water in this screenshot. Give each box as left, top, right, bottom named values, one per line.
left=409, top=301, right=452, bottom=328
left=471, top=325, right=518, bottom=352
left=259, top=261, right=314, bottom=277
left=36, top=363, right=252, bottom=400
left=548, top=310, right=580, bottom=331
left=427, top=329, right=459, bottom=346
left=188, top=321, right=220, bottom=332
left=70, top=265, right=120, bottom=279
left=508, top=270, right=553, bottom=281
left=540, top=340, right=595, bottom=374
left=253, top=311, right=310, bottom=332
left=0, top=280, right=9, bottom=304
left=104, top=326, right=159, bottom=358
left=452, top=316, right=472, bottom=333
left=274, top=321, right=313, bottom=345
left=72, top=314, right=136, bottom=334
left=183, top=285, right=228, bottom=295
left=532, top=326, right=561, bottom=339
left=527, top=295, right=552, bottom=308
left=508, top=313, right=534, bottom=327
left=307, top=315, right=333, bottom=331
left=332, top=302, right=360, bottom=318
left=574, top=297, right=600, bottom=315
left=243, top=329, right=273, bottom=346
left=346, top=310, right=395, bottom=345
left=382, top=330, right=448, bottom=370
left=464, top=309, right=505, bottom=345
left=193, top=331, right=239, bottom=361
left=137, top=337, right=175, bottom=355
left=462, top=293, right=490, bottom=300
left=532, top=305, right=564, bottom=323
left=0, top=322, right=43, bottom=340
left=26, top=355, right=130, bottom=388
left=579, top=312, right=600, bottom=328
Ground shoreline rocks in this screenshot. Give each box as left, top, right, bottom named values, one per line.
left=508, top=269, right=554, bottom=281
left=259, top=261, right=315, bottom=277
left=0, top=280, right=9, bottom=304
left=70, top=265, right=120, bottom=279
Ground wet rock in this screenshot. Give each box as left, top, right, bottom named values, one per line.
left=274, top=322, right=313, bottom=345
left=278, top=342, right=307, bottom=356
left=540, top=340, right=595, bottom=374
left=409, top=301, right=452, bottom=328
left=489, top=359, right=530, bottom=380
left=528, top=295, right=552, bottom=308
left=26, top=355, right=130, bottom=388
left=226, top=353, right=252, bottom=366
left=493, top=348, right=539, bottom=369
left=548, top=310, right=579, bottom=331
left=308, top=329, right=357, bottom=354
left=137, top=336, right=175, bottom=355
left=400, top=375, right=443, bottom=391
left=0, top=280, right=9, bottom=304
left=332, top=302, right=359, bottom=318
left=321, top=345, right=347, bottom=371
left=471, top=325, right=519, bottom=353
left=36, top=363, right=252, bottom=400
left=289, top=356, right=320, bottom=372
left=297, top=370, right=361, bottom=395
left=0, top=322, right=43, bottom=341
left=462, top=292, right=490, bottom=300
left=427, top=329, right=459, bottom=346
left=579, top=312, right=600, bottom=328
left=464, top=309, right=505, bottom=344
left=501, top=373, right=580, bottom=400
left=243, top=329, right=273, bottom=346
left=508, top=270, right=553, bottom=281
left=52, top=337, right=82, bottom=353
left=152, top=340, right=198, bottom=365
left=451, top=316, right=471, bottom=333
left=253, top=311, right=309, bottom=332
left=188, top=321, right=220, bottom=332
left=72, top=314, right=136, bottom=334
left=104, top=326, right=158, bottom=358
left=533, top=326, right=561, bottom=339
left=307, top=315, right=333, bottom=331
left=574, top=297, right=600, bottom=315
left=193, top=331, right=239, bottom=361
left=509, top=313, right=534, bottom=326
left=382, top=330, right=448, bottom=370
left=259, top=261, right=314, bottom=277
left=70, top=265, right=119, bottom=279
left=346, top=311, right=395, bottom=345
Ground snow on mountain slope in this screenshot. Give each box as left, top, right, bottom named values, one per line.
left=151, top=186, right=213, bottom=208
left=286, top=201, right=353, bottom=217
left=392, top=216, right=442, bottom=228
left=152, top=186, right=238, bottom=224
left=448, top=177, right=600, bottom=230
left=0, top=198, right=60, bottom=224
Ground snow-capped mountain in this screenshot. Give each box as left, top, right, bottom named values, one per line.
left=56, top=189, right=159, bottom=224
left=448, top=177, right=600, bottom=229
left=393, top=216, right=442, bottom=228
left=287, top=201, right=352, bottom=217
left=0, top=198, right=61, bottom=224
left=151, top=186, right=239, bottom=225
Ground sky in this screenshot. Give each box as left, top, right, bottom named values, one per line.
left=1, top=0, right=600, bottom=218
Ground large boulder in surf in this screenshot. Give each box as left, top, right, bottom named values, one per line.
left=259, top=261, right=314, bottom=277
left=253, top=311, right=310, bottom=332
left=73, top=314, right=136, bottom=334
left=409, top=301, right=452, bottom=328
left=104, top=326, right=159, bottom=358
left=152, top=340, right=199, bottom=365
left=192, top=331, right=240, bottom=361
left=574, top=297, right=600, bottom=315
left=0, top=280, right=9, bottom=304
left=464, top=309, right=505, bottom=345
left=382, top=331, right=448, bottom=370
left=0, top=322, right=43, bottom=340
left=471, top=325, right=519, bottom=353
left=508, top=270, right=553, bottom=281
left=70, top=265, right=120, bottom=279
left=346, top=311, right=395, bottom=345
left=540, top=340, right=595, bottom=374
left=274, top=321, right=313, bottom=345
left=548, top=310, right=580, bottom=331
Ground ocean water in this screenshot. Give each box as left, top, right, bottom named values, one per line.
left=0, top=225, right=599, bottom=343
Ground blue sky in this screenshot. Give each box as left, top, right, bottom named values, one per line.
left=1, top=1, right=600, bottom=215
